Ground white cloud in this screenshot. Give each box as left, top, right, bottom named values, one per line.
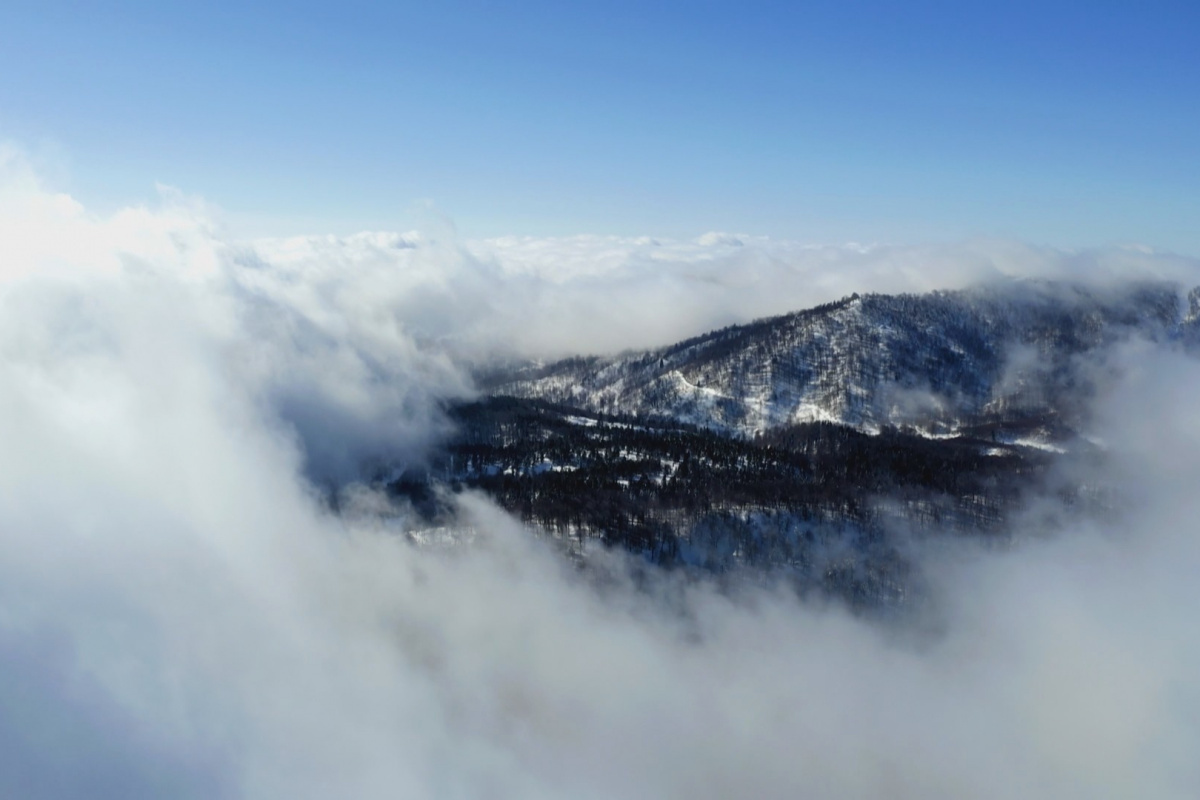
left=451, top=233, right=1200, bottom=357
left=239, top=228, right=1200, bottom=367
left=1, top=149, right=1199, bottom=798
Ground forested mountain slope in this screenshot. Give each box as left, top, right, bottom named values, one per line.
left=393, top=281, right=1196, bottom=609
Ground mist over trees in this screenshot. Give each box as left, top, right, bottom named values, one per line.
left=387, top=283, right=1187, bottom=608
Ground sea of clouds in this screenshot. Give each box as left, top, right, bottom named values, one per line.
left=2, top=145, right=1199, bottom=798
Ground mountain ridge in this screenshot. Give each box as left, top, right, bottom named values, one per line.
left=481, top=279, right=1198, bottom=440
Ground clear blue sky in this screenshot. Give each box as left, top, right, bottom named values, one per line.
left=2, top=1, right=1198, bottom=252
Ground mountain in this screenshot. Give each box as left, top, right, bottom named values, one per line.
left=391, top=280, right=1198, bottom=610
left=483, top=280, right=1200, bottom=440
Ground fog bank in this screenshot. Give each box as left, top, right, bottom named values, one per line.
left=1, top=151, right=1198, bottom=798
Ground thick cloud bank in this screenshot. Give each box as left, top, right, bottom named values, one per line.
left=253, top=228, right=1200, bottom=362
left=2, top=151, right=1200, bottom=798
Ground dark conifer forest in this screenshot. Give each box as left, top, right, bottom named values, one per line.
left=390, top=396, right=1073, bottom=608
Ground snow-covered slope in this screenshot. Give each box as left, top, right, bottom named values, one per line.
left=488, top=281, right=1198, bottom=437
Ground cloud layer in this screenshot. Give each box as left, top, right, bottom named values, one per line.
left=1, top=151, right=1199, bottom=798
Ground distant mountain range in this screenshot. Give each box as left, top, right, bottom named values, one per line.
left=391, top=280, right=1199, bottom=610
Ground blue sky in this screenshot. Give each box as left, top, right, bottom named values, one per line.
left=2, top=0, right=1198, bottom=252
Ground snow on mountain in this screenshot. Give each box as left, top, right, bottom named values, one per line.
left=486, top=280, right=1198, bottom=438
